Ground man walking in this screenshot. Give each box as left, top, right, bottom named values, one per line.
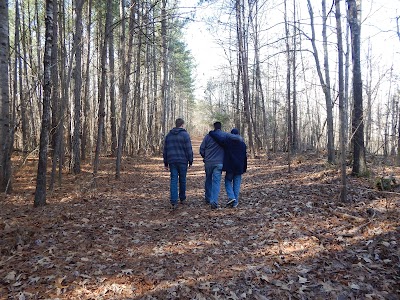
left=209, top=128, right=247, bottom=208
left=163, top=118, right=193, bottom=209
left=200, top=122, right=224, bottom=209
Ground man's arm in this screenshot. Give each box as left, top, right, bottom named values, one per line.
left=163, top=136, right=168, bottom=168
left=208, top=130, right=227, bottom=146
left=199, top=136, right=207, bottom=158
left=209, top=131, right=242, bottom=146
left=186, top=134, right=194, bottom=166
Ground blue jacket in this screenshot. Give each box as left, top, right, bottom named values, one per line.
left=200, top=129, right=225, bottom=164
left=209, top=130, right=247, bottom=175
left=163, top=127, right=193, bottom=167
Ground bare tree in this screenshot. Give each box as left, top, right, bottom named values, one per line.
left=34, top=0, right=56, bottom=207
left=161, top=0, right=168, bottom=137
left=307, top=0, right=335, bottom=164
left=109, top=7, right=117, bottom=157
left=72, top=0, right=84, bottom=174
left=284, top=0, right=292, bottom=172
left=236, top=0, right=254, bottom=156
left=93, top=0, right=112, bottom=177
left=0, top=0, right=12, bottom=193
left=335, top=0, right=348, bottom=202
left=81, top=0, right=93, bottom=161
left=116, top=1, right=135, bottom=179
left=347, top=0, right=367, bottom=176
left=49, top=0, right=60, bottom=190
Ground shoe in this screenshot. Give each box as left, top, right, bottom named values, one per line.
left=180, top=199, right=186, bottom=205
left=210, top=203, right=219, bottom=210
left=232, top=202, right=238, bottom=208
left=171, top=203, right=178, bottom=210
left=226, top=199, right=235, bottom=207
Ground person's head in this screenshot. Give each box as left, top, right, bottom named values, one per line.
left=175, top=118, right=185, bottom=128
left=231, top=128, right=239, bottom=135
left=213, top=121, right=222, bottom=130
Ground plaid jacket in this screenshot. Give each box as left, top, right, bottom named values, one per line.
left=163, top=128, right=193, bottom=167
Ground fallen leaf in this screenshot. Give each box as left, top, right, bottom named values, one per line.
left=298, top=276, right=308, bottom=284
left=55, top=277, right=69, bottom=289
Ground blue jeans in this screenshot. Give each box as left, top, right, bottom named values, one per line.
left=225, top=172, right=242, bottom=206
left=204, top=163, right=223, bottom=206
left=169, top=163, right=188, bottom=205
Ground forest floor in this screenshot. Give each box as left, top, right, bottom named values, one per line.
left=0, top=137, right=399, bottom=300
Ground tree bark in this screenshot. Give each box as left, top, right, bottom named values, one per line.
left=284, top=0, right=292, bottom=172
left=161, top=0, right=168, bottom=137
left=49, top=0, right=60, bottom=190
left=307, top=0, right=335, bottom=164
left=236, top=0, right=254, bottom=156
left=34, top=0, right=55, bottom=207
left=0, top=0, right=12, bottom=193
left=335, top=0, right=348, bottom=202
left=72, top=0, right=84, bottom=174
left=347, top=0, right=368, bottom=176
left=109, top=10, right=117, bottom=157
left=81, top=0, right=92, bottom=161
left=93, top=0, right=112, bottom=177
left=116, top=0, right=135, bottom=179
left=292, top=0, right=298, bottom=153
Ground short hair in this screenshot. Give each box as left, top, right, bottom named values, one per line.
left=213, top=121, right=222, bottom=130
left=175, top=118, right=184, bottom=127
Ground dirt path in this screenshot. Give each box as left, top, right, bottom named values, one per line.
left=0, top=142, right=399, bottom=299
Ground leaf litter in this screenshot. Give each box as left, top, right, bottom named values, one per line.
left=0, top=139, right=399, bottom=299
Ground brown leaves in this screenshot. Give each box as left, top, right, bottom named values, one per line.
left=0, top=151, right=399, bottom=299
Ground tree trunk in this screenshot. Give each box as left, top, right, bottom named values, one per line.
left=347, top=0, right=368, bottom=176
left=72, top=0, right=83, bottom=174
left=335, top=0, right=348, bottom=202
left=109, top=11, right=117, bottom=157
left=134, top=2, right=143, bottom=152
left=35, top=0, right=43, bottom=116
left=322, top=0, right=335, bottom=163
left=397, top=100, right=400, bottom=166
left=81, top=0, right=92, bottom=161
left=236, top=0, right=254, bottom=156
left=161, top=0, right=168, bottom=137
left=34, top=0, right=55, bottom=207
left=116, top=1, right=135, bottom=179
left=307, top=0, right=335, bottom=164
left=25, top=1, right=38, bottom=149
left=345, top=19, right=350, bottom=143
left=284, top=0, right=292, bottom=172
left=93, top=0, right=112, bottom=177
left=15, top=0, right=28, bottom=154
left=49, top=0, right=59, bottom=191
left=292, top=0, right=298, bottom=153
left=0, top=0, right=12, bottom=193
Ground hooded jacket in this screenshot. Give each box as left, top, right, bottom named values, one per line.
left=163, top=127, right=193, bottom=167
left=209, top=130, right=247, bottom=175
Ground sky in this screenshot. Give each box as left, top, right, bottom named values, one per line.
left=180, top=0, right=400, bottom=100
left=181, top=1, right=225, bottom=99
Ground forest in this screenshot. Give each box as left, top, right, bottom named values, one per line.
left=0, top=0, right=399, bottom=299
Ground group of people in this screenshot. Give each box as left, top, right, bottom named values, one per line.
left=163, top=118, right=247, bottom=210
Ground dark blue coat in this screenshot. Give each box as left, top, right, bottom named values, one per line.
left=209, top=131, right=247, bottom=175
